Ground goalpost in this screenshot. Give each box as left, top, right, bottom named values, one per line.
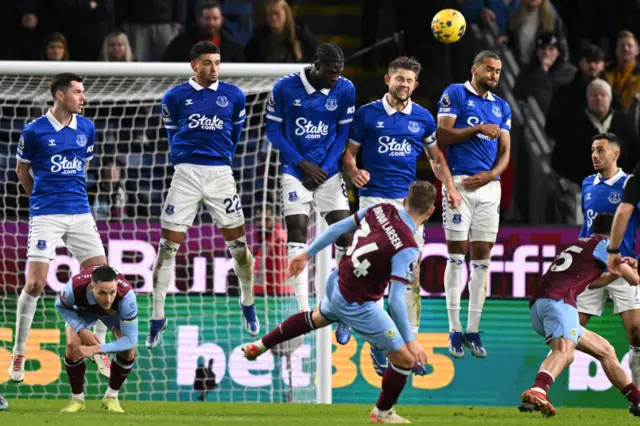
left=0, top=61, right=332, bottom=404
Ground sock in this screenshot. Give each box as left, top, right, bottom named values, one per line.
left=467, top=259, right=490, bottom=333
left=533, top=370, right=554, bottom=394
left=444, top=254, right=465, bottom=332
left=94, top=320, right=108, bottom=345
left=108, top=354, right=134, bottom=393
left=335, top=245, right=347, bottom=265
left=376, top=362, right=411, bottom=411
left=262, top=311, right=316, bottom=348
left=152, top=238, right=179, bottom=320
left=72, top=393, right=85, bottom=401
left=13, top=291, right=39, bottom=354
left=629, top=346, right=640, bottom=386
left=64, top=357, right=86, bottom=396
left=623, top=383, right=640, bottom=405
left=227, top=237, right=255, bottom=306
left=105, top=386, right=119, bottom=398
left=287, top=243, right=309, bottom=311
left=405, top=285, right=421, bottom=336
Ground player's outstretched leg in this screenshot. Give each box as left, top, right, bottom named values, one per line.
left=61, top=327, right=87, bottom=413
left=148, top=235, right=179, bottom=349
left=576, top=329, right=640, bottom=416
left=92, top=320, right=111, bottom=378
left=369, top=346, right=414, bottom=424
left=102, top=344, right=135, bottom=413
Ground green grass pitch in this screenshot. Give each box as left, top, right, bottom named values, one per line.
left=1, top=400, right=637, bottom=425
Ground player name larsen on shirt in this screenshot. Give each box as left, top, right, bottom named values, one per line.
left=373, top=206, right=403, bottom=249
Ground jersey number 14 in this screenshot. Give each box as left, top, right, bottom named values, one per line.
left=346, top=218, right=378, bottom=277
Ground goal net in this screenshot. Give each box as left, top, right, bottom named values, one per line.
left=0, top=62, right=330, bottom=403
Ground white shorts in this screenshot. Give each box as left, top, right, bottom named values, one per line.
left=281, top=173, right=350, bottom=217
left=443, top=175, right=501, bottom=243
left=27, top=213, right=105, bottom=264
left=161, top=164, right=245, bottom=232
left=359, top=196, right=424, bottom=249
left=577, top=277, right=640, bottom=316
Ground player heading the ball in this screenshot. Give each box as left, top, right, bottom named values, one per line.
left=56, top=265, right=138, bottom=413
left=10, top=72, right=109, bottom=382
left=149, top=41, right=258, bottom=349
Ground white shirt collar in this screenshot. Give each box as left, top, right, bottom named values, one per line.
left=46, top=109, right=77, bottom=131
left=593, top=168, right=626, bottom=186
left=299, top=68, right=330, bottom=96
left=189, top=77, right=219, bottom=91
left=382, top=94, right=413, bottom=115
left=464, top=81, right=496, bottom=101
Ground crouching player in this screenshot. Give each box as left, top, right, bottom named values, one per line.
left=520, top=213, right=640, bottom=417
left=243, top=181, right=437, bottom=424
left=55, top=265, right=138, bottom=413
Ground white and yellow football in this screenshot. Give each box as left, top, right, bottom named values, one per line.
left=431, top=9, right=466, bottom=44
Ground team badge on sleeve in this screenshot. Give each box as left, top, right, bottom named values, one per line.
left=441, top=94, right=451, bottom=107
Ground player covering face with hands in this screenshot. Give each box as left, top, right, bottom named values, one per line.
left=243, top=181, right=437, bottom=424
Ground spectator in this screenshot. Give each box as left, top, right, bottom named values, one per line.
left=244, top=0, right=316, bottom=63
left=0, top=1, right=45, bottom=60
left=163, top=1, right=243, bottom=62
left=497, top=0, right=568, bottom=66
left=605, top=30, right=640, bottom=113
left=253, top=206, right=292, bottom=296
left=100, top=31, right=135, bottom=61
left=88, top=156, right=127, bottom=220
left=462, top=0, right=519, bottom=34
left=43, top=32, right=69, bottom=61
left=551, top=79, right=638, bottom=185
left=116, top=0, right=186, bottom=61
left=546, top=44, right=608, bottom=141
left=193, top=357, right=216, bottom=401
left=514, top=31, right=576, bottom=114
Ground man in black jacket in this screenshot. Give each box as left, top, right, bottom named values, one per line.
left=164, top=1, right=243, bottom=63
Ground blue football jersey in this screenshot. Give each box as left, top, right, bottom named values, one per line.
left=266, top=70, right=356, bottom=180
left=161, top=78, right=246, bottom=166
left=437, top=81, right=512, bottom=177
left=580, top=170, right=639, bottom=257
left=16, top=111, right=95, bottom=217
left=350, top=96, right=436, bottom=199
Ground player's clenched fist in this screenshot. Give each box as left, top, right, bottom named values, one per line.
left=288, top=251, right=311, bottom=278
left=349, top=169, right=370, bottom=188
left=476, top=123, right=500, bottom=140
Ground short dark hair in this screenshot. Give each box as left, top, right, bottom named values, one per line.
left=406, top=181, right=437, bottom=215
left=313, top=43, right=344, bottom=66
left=50, top=72, right=83, bottom=99
left=580, top=44, right=605, bottom=62
left=91, top=265, right=118, bottom=284
left=591, top=213, right=614, bottom=236
left=190, top=41, right=220, bottom=61
left=591, top=132, right=620, bottom=147
left=473, top=50, right=501, bottom=66
left=198, top=1, right=221, bottom=17
left=388, top=56, right=422, bottom=79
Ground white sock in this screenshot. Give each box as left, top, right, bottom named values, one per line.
left=630, top=346, right=640, bottom=386
left=288, top=243, right=309, bottom=311
left=467, top=259, right=490, bottom=333
left=372, top=406, right=390, bottom=417
left=444, top=254, right=465, bottom=332
left=13, top=291, right=39, bottom=355
left=72, top=393, right=85, bottom=401
left=405, top=284, right=421, bottom=335
left=335, top=245, right=347, bottom=265
left=105, top=386, right=119, bottom=398
left=93, top=320, right=108, bottom=345
left=228, top=237, right=255, bottom=306
left=152, top=238, right=179, bottom=320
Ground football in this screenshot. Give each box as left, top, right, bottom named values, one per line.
left=431, top=9, right=466, bottom=44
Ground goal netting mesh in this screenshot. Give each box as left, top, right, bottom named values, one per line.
left=0, top=64, right=321, bottom=402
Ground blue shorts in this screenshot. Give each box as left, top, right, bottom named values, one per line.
left=530, top=298, right=583, bottom=345
left=319, top=269, right=405, bottom=354
left=66, top=314, right=122, bottom=332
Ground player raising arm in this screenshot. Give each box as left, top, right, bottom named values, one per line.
left=519, top=213, right=640, bottom=417
left=55, top=265, right=138, bottom=413
left=10, top=73, right=109, bottom=382
left=342, top=56, right=461, bottom=371
left=149, top=41, right=258, bottom=349
left=242, top=182, right=437, bottom=424
left=436, top=50, right=512, bottom=359
left=266, top=44, right=355, bottom=338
